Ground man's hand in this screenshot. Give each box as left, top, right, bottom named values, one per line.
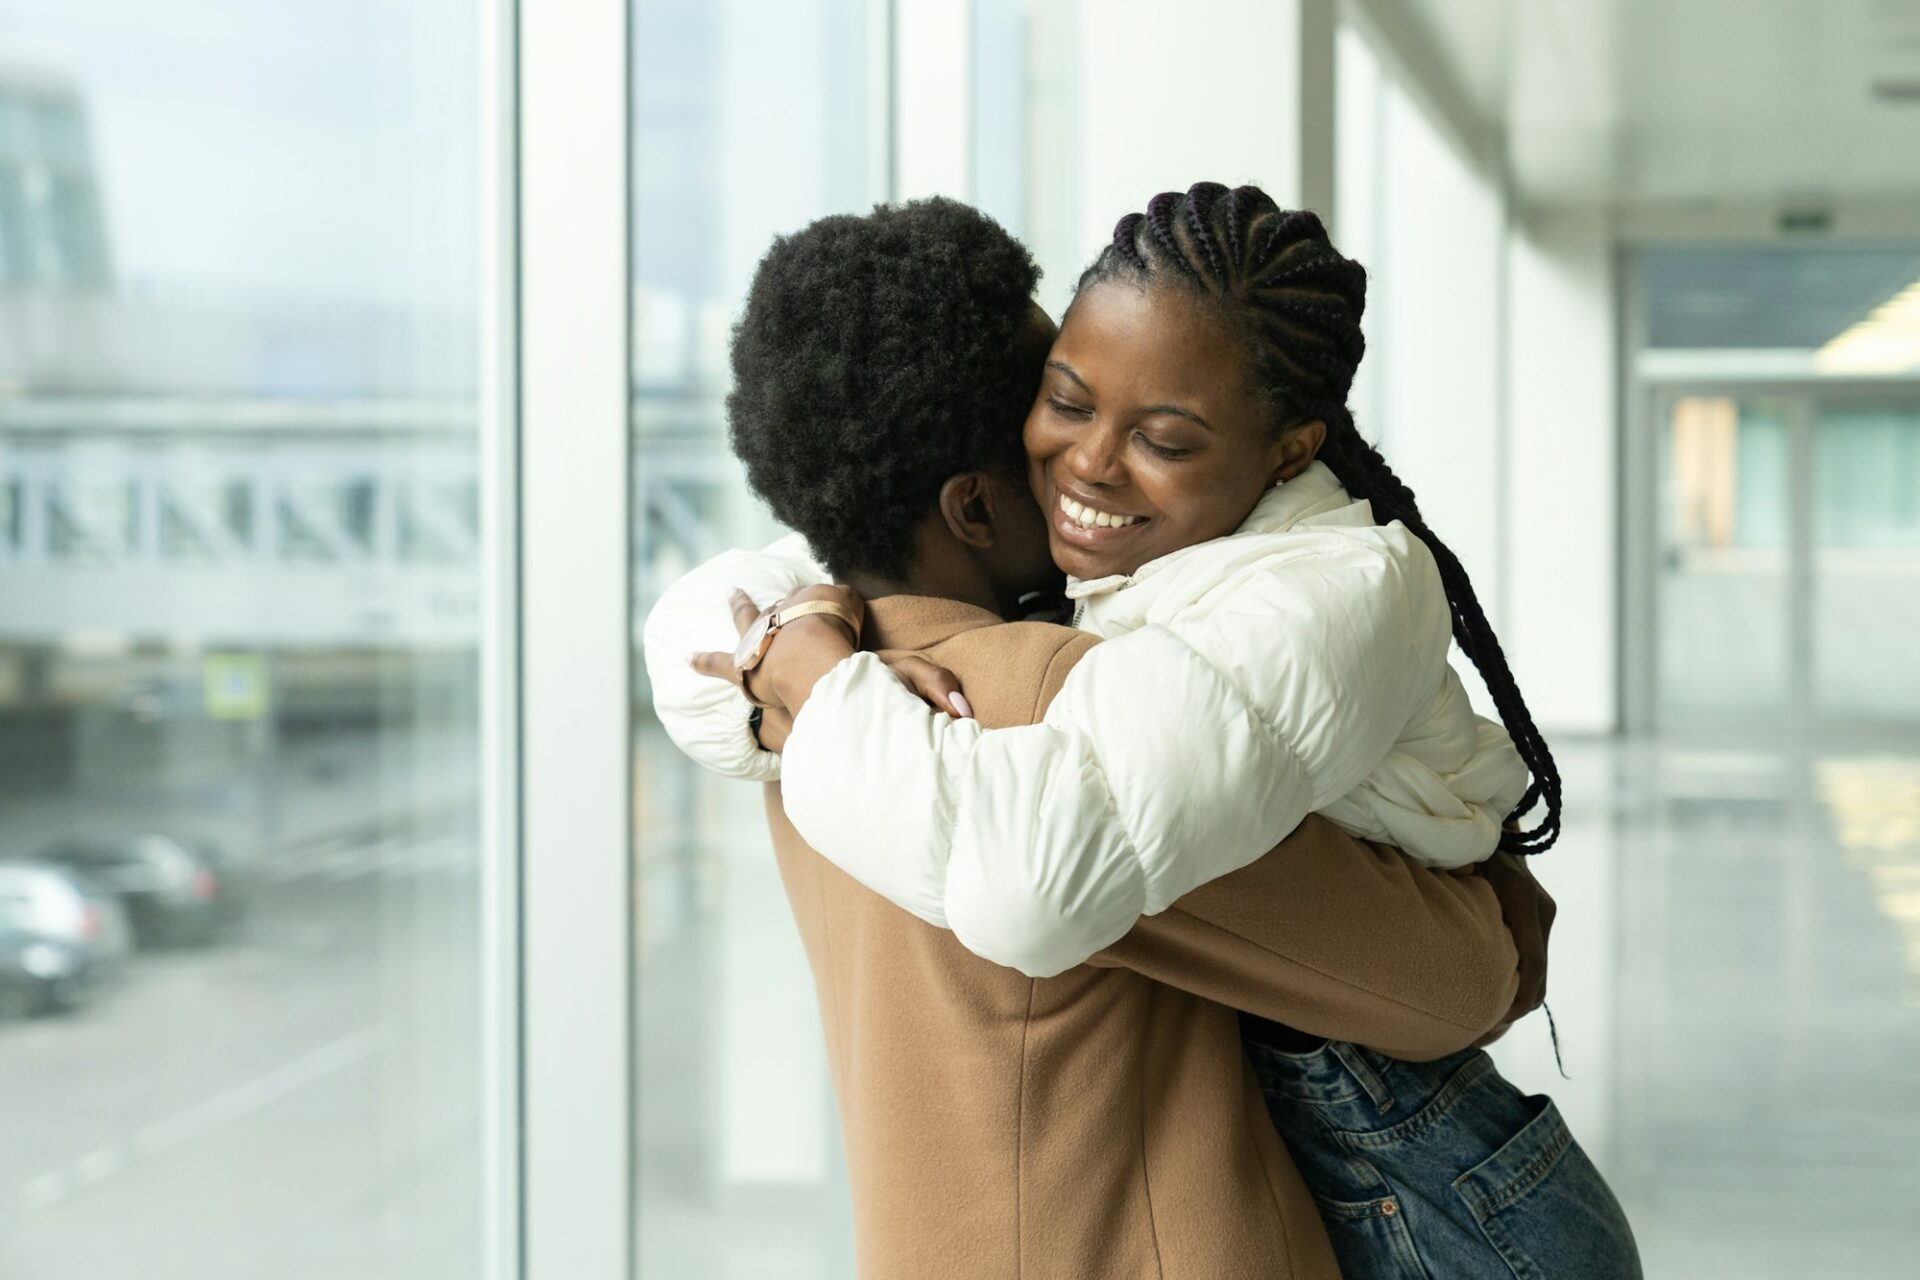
left=1473, top=852, right=1555, bottom=1045
left=691, top=582, right=976, bottom=724
left=752, top=706, right=795, bottom=753
left=691, top=583, right=864, bottom=715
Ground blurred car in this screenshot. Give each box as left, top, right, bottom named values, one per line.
left=0, top=862, right=130, bottom=1016
left=35, top=834, right=244, bottom=948
left=0, top=923, right=95, bottom=1018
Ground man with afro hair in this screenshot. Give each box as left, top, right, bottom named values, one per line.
left=643, top=199, right=1536, bottom=1279
left=726, top=196, right=1062, bottom=616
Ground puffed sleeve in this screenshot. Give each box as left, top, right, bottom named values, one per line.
left=780, top=527, right=1461, bottom=976
left=640, top=533, right=827, bottom=781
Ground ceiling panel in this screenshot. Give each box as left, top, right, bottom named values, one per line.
left=1389, top=0, right=1920, bottom=211
left=1643, top=244, right=1920, bottom=348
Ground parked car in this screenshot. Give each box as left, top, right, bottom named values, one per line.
left=0, top=862, right=130, bottom=1016
left=34, top=834, right=244, bottom=948
left=0, top=919, right=94, bottom=1018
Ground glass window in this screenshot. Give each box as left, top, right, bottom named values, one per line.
left=631, top=2, right=878, bottom=1275
left=0, top=6, right=499, bottom=1280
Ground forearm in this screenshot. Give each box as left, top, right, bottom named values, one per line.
left=1092, top=816, right=1520, bottom=1060
left=780, top=630, right=1316, bottom=976
left=759, top=618, right=858, bottom=717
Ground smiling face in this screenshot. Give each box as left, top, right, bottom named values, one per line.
left=1024, top=280, right=1319, bottom=581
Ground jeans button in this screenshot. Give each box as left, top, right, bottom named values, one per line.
left=1379, top=1198, right=1399, bottom=1217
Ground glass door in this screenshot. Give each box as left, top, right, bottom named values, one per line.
left=1650, top=386, right=1920, bottom=731
left=1652, top=392, right=1798, bottom=726
left=1810, top=396, right=1920, bottom=722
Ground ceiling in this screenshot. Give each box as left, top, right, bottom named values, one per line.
left=1642, top=244, right=1920, bottom=347
left=1389, top=0, right=1920, bottom=214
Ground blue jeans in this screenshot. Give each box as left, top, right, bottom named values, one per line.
left=1245, top=1037, right=1642, bottom=1279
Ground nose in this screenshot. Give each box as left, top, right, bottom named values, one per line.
left=1063, top=420, right=1128, bottom=490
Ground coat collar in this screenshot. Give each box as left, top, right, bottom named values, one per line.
left=1064, top=461, right=1373, bottom=603
left=862, top=594, right=1006, bottom=653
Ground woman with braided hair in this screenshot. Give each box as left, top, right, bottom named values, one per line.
left=660, top=183, right=1639, bottom=1275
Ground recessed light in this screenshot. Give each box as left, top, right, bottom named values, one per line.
left=1818, top=279, right=1920, bottom=374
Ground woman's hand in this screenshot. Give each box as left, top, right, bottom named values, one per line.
left=691, top=583, right=865, bottom=716
left=882, top=654, right=972, bottom=720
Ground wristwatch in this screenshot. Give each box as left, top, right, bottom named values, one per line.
left=732, top=599, right=862, bottom=707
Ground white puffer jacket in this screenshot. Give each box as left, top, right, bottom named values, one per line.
left=642, top=462, right=1530, bottom=978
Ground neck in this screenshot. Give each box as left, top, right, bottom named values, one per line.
left=845, top=563, right=1006, bottom=620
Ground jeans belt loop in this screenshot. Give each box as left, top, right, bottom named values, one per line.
left=1330, top=1041, right=1395, bottom=1114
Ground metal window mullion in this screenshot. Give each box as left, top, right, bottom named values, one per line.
left=476, top=0, right=523, bottom=1277
left=517, top=0, right=634, bottom=1277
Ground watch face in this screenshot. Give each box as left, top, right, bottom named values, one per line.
left=733, top=610, right=773, bottom=670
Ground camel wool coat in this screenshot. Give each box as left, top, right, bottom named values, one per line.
left=760, top=594, right=1522, bottom=1279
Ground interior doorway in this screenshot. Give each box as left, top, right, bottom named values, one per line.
left=1640, top=384, right=1920, bottom=733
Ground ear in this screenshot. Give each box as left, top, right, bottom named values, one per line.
left=1271, top=418, right=1327, bottom=485
left=937, top=471, right=997, bottom=550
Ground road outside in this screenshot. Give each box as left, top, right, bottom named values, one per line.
left=0, top=728, right=486, bottom=1280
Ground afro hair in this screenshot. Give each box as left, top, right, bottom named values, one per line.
left=727, top=197, right=1043, bottom=580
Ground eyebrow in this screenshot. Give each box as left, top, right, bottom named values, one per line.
left=1048, top=359, right=1215, bottom=432
left=1047, top=360, right=1090, bottom=393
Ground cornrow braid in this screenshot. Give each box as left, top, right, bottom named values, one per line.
left=1111, top=212, right=1148, bottom=268
left=1082, top=182, right=1562, bottom=856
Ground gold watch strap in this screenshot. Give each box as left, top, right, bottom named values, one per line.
left=771, top=599, right=862, bottom=642
left=738, top=599, right=862, bottom=711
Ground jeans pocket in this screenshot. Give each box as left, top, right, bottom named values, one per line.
left=1312, top=1191, right=1434, bottom=1280
left=1451, top=1097, right=1643, bottom=1280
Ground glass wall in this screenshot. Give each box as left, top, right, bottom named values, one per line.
left=631, top=2, right=877, bottom=1275
left=0, top=4, right=499, bottom=1278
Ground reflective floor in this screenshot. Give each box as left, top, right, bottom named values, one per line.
left=636, top=730, right=1920, bottom=1279
left=1529, top=738, right=1920, bottom=1279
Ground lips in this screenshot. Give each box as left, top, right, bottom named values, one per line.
left=1052, top=488, right=1148, bottom=548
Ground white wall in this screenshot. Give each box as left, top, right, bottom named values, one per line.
left=1018, top=0, right=1305, bottom=317
left=1505, top=216, right=1618, bottom=732
left=1370, top=79, right=1505, bottom=604
left=1337, top=21, right=1618, bottom=735
left=1075, top=0, right=1303, bottom=244
left=1356, top=75, right=1506, bottom=715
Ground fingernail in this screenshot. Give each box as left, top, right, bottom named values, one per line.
left=949, top=692, right=973, bottom=719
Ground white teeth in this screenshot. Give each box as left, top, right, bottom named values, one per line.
left=1059, top=494, right=1139, bottom=530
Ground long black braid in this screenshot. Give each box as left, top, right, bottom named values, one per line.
left=1081, top=182, right=1561, bottom=855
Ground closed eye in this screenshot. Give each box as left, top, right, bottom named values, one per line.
left=1136, top=432, right=1195, bottom=460
left=1047, top=396, right=1092, bottom=419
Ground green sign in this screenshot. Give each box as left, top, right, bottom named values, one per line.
left=203, top=653, right=269, bottom=721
